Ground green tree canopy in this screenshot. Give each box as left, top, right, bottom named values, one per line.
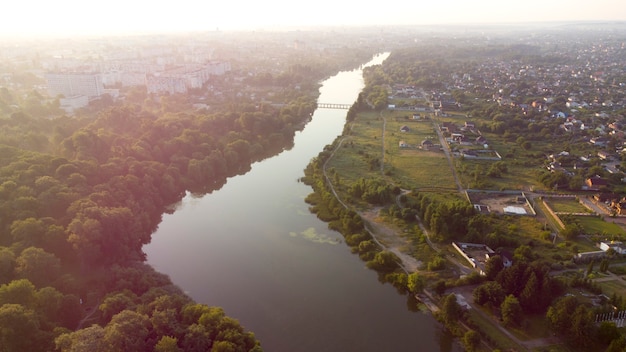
left=14, top=246, right=61, bottom=287
left=501, top=294, right=522, bottom=326
left=0, top=303, right=47, bottom=352
left=407, top=272, right=425, bottom=294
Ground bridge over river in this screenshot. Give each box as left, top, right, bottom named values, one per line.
left=317, top=103, right=351, bottom=109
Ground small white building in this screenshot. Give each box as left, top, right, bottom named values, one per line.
left=600, top=241, right=626, bottom=255
left=503, top=206, right=527, bottom=215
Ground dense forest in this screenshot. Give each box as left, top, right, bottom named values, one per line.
left=0, top=103, right=312, bottom=351
left=0, top=38, right=377, bottom=351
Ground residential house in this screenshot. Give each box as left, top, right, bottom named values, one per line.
left=440, top=122, right=457, bottom=133
left=610, top=198, right=626, bottom=215
left=585, top=175, right=609, bottom=191
left=594, top=192, right=620, bottom=204
left=485, top=250, right=513, bottom=268
left=500, top=250, right=514, bottom=268
left=609, top=121, right=623, bottom=131
left=590, top=137, right=609, bottom=147
left=453, top=135, right=472, bottom=146
left=548, top=161, right=566, bottom=173
left=598, top=150, right=612, bottom=160
left=400, top=125, right=410, bottom=132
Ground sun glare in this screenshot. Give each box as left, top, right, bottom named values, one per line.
left=3, top=0, right=626, bottom=38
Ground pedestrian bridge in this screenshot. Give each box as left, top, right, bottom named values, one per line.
left=317, top=103, right=351, bottom=109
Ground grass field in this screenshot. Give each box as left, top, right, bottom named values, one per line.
left=328, top=111, right=386, bottom=184
left=383, top=111, right=458, bottom=190
left=545, top=197, right=591, bottom=214
left=328, top=110, right=458, bottom=192
left=572, top=215, right=626, bottom=237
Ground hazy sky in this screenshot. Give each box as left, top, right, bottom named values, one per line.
left=3, top=0, right=626, bottom=37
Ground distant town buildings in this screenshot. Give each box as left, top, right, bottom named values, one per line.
left=146, top=62, right=230, bottom=95
left=45, top=72, right=104, bottom=99
left=45, top=72, right=104, bottom=112
left=43, top=59, right=231, bottom=110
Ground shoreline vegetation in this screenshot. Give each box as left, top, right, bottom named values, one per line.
left=0, top=33, right=376, bottom=351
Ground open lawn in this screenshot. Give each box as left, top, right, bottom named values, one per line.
left=387, top=150, right=457, bottom=190
left=572, top=215, right=626, bottom=237
left=328, top=111, right=386, bottom=184
left=545, top=197, right=591, bottom=214
left=329, top=109, right=458, bottom=191
left=383, top=111, right=458, bottom=190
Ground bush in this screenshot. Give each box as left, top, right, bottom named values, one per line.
left=427, top=256, right=446, bottom=271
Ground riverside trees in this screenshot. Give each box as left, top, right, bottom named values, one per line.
left=0, top=102, right=297, bottom=350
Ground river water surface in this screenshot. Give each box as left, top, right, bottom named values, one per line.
left=145, top=53, right=457, bottom=352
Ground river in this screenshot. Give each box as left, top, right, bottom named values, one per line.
left=145, top=53, right=458, bottom=352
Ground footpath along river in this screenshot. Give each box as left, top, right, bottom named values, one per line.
left=145, top=53, right=460, bottom=352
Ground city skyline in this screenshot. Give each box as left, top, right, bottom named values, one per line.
left=3, top=0, right=626, bottom=38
